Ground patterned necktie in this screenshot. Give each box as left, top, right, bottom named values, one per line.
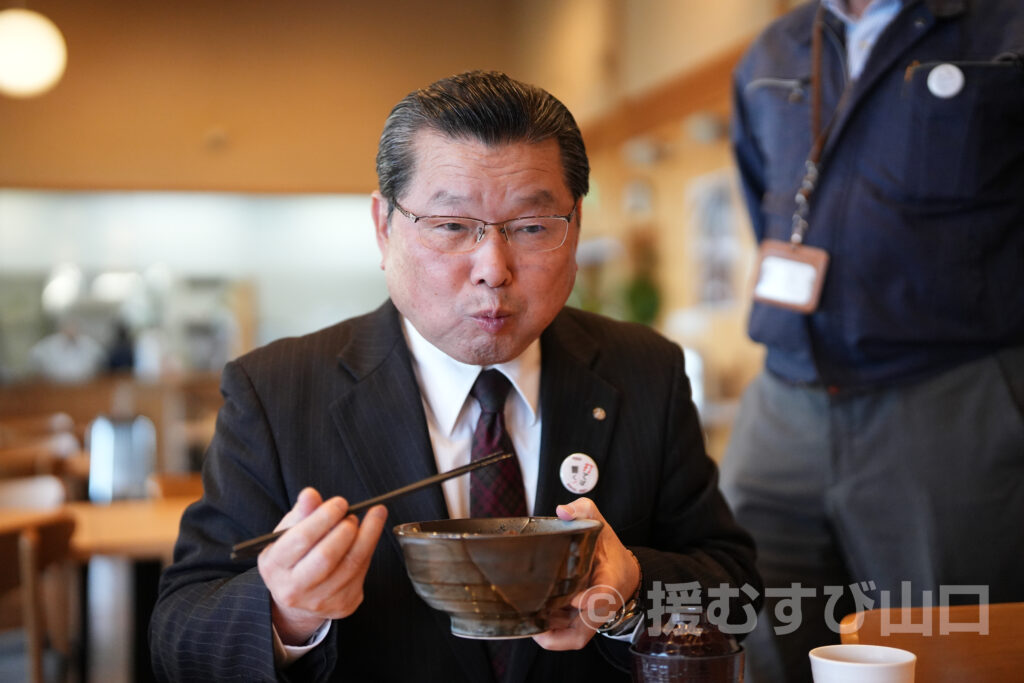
left=468, top=369, right=526, bottom=683
left=469, top=369, right=528, bottom=518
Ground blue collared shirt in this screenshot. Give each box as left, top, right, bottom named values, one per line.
left=822, top=0, right=903, bottom=78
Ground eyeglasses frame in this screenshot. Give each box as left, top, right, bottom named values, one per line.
left=390, top=199, right=577, bottom=254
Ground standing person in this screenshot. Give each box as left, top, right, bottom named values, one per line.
left=725, top=1, right=1024, bottom=681
left=150, top=70, right=760, bottom=682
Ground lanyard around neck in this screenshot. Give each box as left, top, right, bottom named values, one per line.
left=791, top=3, right=853, bottom=245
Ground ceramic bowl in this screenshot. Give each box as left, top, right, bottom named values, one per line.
left=394, top=516, right=602, bottom=638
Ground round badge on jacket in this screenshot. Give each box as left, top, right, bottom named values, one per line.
left=927, top=63, right=965, bottom=99
left=559, top=453, right=599, bottom=494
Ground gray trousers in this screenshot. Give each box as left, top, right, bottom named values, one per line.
left=720, top=347, right=1024, bottom=683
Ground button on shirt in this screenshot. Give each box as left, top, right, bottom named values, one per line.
left=823, top=0, right=903, bottom=79
left=402, top=317, right=542, bottom=518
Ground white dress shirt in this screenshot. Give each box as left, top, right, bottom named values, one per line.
left=401, top=316, right=542, bottom=518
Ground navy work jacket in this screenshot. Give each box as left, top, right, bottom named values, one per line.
left=732, top=0, right=1024, bottom=390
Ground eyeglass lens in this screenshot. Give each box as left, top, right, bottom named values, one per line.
left=417, top=217, right=568, bottom=254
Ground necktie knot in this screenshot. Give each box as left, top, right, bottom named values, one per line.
left=471, top=369, right=512, bottom=414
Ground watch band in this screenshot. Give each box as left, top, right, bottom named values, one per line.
left=596, top=592, right=643, bottom=636
left=596, top=552, right=644, bottom=636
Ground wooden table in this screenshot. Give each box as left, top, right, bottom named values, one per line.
left=69, top=497, right=194, bottom=682
left=0, top=497, right=191, bottom=559
left=64, top=497, right=191, bottom=561
left=0, top=508, right=67, bottom=534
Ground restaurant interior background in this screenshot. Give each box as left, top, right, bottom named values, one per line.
left=1, top=1, right=797, bottom=680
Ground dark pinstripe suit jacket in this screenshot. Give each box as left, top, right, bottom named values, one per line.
left=150, top=300, right=760, bottom=682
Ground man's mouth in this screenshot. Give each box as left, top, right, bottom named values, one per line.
left=470, top=310, right=511, bottom=332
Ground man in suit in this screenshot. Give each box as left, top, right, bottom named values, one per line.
left=150, top=70, right=760, bottom=682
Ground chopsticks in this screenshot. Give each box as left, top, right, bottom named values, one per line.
left=230, top=451, right=512, bottom=560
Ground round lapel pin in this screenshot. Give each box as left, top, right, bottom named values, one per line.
left=559, top=452, right=599, bottom=494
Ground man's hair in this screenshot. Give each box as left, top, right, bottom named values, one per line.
left=376, top=70, right=589, bottom=212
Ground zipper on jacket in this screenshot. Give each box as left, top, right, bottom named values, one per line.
left=745, top=77, right=808, bottom=103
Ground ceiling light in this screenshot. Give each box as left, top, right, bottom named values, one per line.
left=0, top=8, right=67, bottom=98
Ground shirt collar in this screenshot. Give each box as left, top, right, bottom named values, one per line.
left=402, top=317, right=541, bottom=436
left=822, top=0, right=902, bottom=25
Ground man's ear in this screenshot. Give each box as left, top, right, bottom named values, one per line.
left=371, top=191, right=390, bottom=265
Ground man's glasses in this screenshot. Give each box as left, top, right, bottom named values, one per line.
left=392, top=200, right=575, bottom=254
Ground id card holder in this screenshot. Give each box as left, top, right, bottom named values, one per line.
left=752, top=238, right=829, bottom=313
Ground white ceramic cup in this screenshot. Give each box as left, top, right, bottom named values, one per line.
left=809, top=644, right=916, bottom=683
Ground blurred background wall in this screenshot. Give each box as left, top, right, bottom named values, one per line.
left=0, top=0, right=781, bottom=191
left=1, top=0, right=802, bottom=454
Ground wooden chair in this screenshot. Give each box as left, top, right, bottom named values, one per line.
left=0, top=476, right=75, bottom=682
left=840, top=602, right=1024, bottom=682
left=0, top=444, right=56, bottom=480
left=145, top=472, right=203, bottom=501
left=1, top=433, right=90, bottom=504
left=0, top=512, right=76, bottom=683
left=0, top=433, right=81, bottom=479
left=0, top=476, right=67, bottom=509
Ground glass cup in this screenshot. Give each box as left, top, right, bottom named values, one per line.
left=630, top=606, right=744, bottom=682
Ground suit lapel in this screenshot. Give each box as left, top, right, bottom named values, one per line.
left=535, top=311, right=620, bottom=517
left=327, top=302, right=493, bottom=683
left=328, top=301, right=448, bottom=531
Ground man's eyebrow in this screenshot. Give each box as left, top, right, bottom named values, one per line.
left=518, top=190, right=558, bottom=207
left=424, top=190, right=561, bottom=210
left=426, top=190, right=466, bottom=206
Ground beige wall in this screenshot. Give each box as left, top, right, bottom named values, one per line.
left=1, top=1, right=782, bottom=193
left=0, top=0, right=517, bottom=192
left=507, top=0, right=621, bottom=125
left=621, top=0, right=776, bottom=97
left=508, top=0, right=776, bottom=131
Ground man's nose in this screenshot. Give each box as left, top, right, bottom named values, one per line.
left=470, top=227, right=513, bottom=287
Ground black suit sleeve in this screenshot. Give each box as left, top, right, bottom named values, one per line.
left=149, top=360, right=337, bottom=682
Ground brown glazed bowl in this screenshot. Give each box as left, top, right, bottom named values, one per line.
left=394, top=516, right=603, bottom=638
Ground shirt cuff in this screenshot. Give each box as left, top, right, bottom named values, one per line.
left=601, top=616, right=643, bottom=642
left=272, top=619, right=331, bottom=667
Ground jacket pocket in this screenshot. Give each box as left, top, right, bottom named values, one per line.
left=743, top=75, right=813, bottom=193
left=902, top=58, right=1024, bottom=200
